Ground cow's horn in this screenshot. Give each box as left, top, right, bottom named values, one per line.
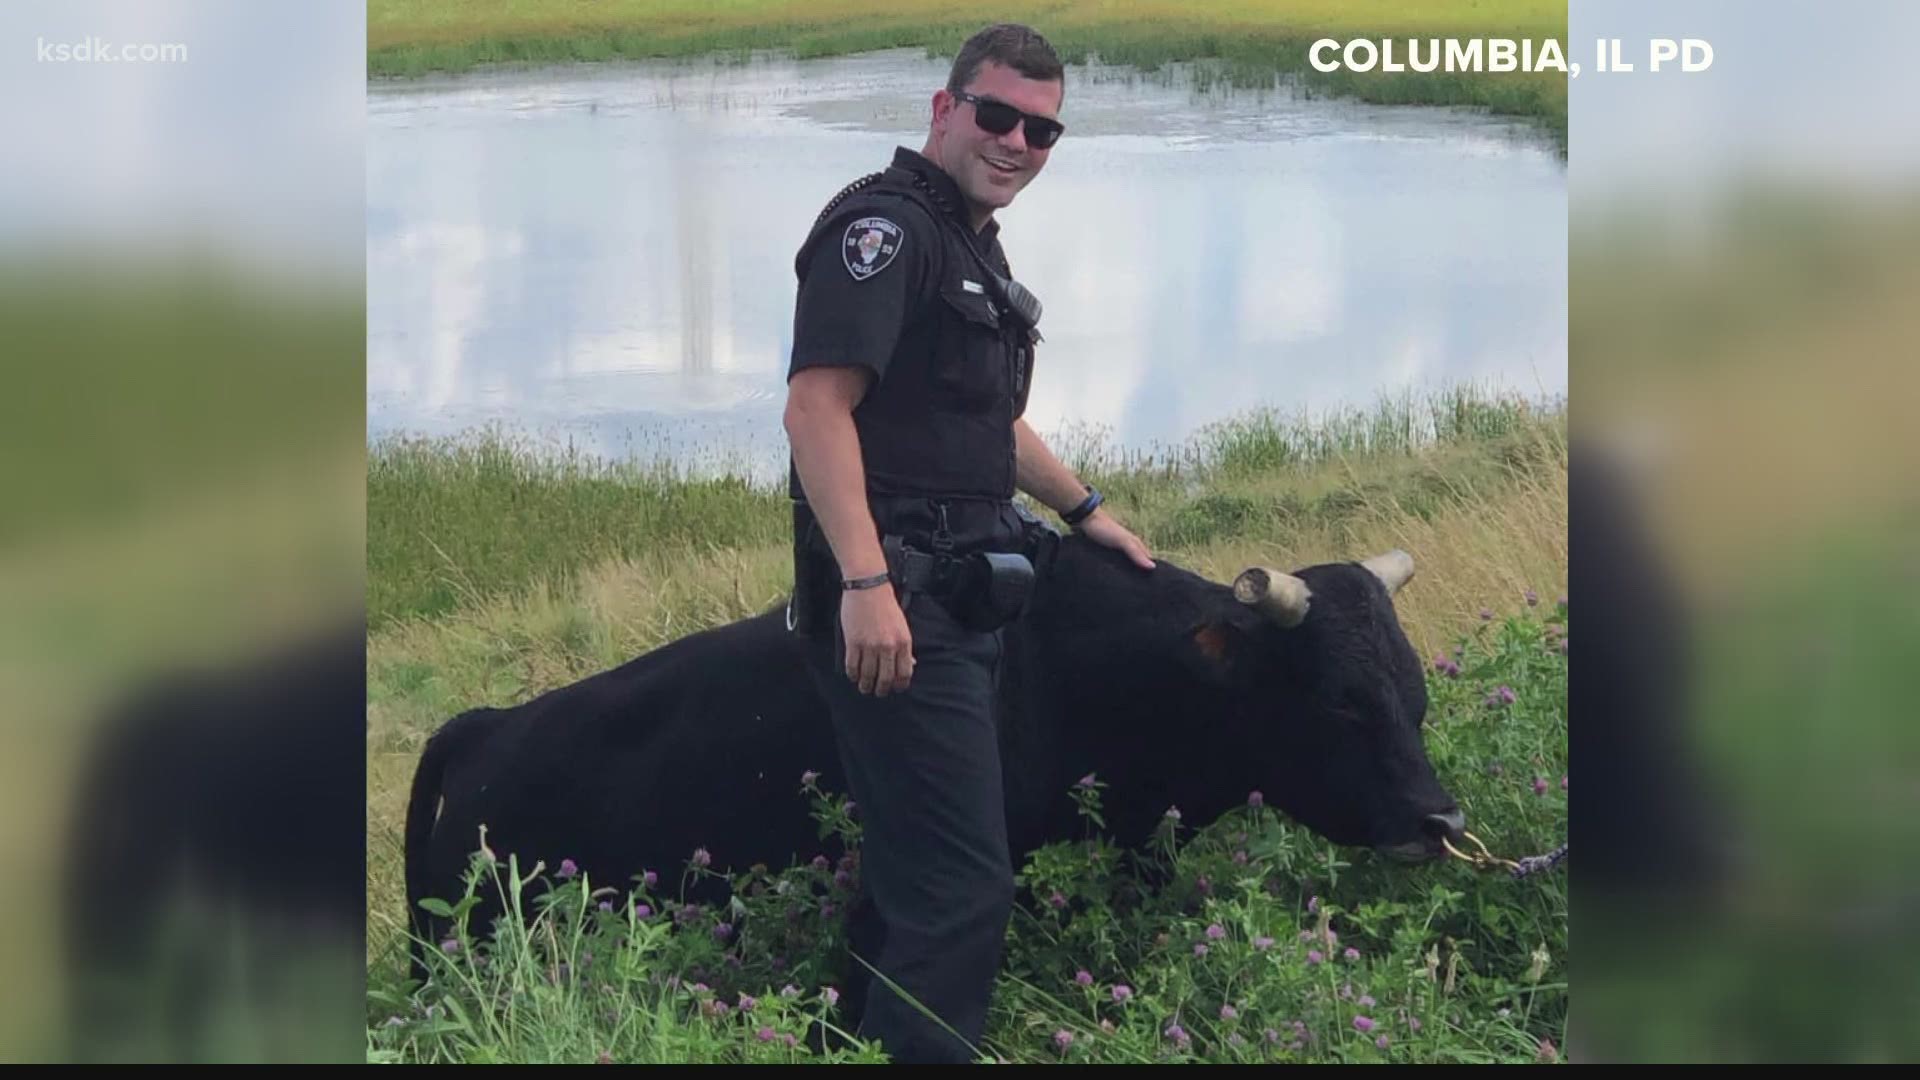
left=1360, top=549, right=1416, bottom=594
left=1233, top=567, right=1312, bottom=627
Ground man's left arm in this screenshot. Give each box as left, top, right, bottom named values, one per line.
left=1014, top=418, right=1155, bottom=571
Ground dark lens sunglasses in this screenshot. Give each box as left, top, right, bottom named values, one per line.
left=954, top=91, right=1065, bottom=150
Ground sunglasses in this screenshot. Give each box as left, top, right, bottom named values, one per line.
left=954, top=91, right=1065, bottom=150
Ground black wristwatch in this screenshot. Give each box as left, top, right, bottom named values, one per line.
left=1061, top=486, right=1104, bottom=527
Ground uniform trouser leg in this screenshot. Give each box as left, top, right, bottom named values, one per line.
left=803, top=593, right=1013, bottom=1064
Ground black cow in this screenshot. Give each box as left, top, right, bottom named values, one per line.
left=403, top=533, right=1465, bottom=988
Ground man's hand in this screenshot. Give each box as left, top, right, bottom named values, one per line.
left=1077, top=508, right=1155, bottom=571
left=842, top=587, right=914, bottom=696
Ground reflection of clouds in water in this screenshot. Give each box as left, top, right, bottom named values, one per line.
left=367, top=50, right=1565, bottom=468
left=367, top=221, right=526, bottom=416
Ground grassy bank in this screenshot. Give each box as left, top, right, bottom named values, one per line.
left=367, top=0, right=1567, bottom=149
left=367, top=386, right=1562, bottom=631
left=366, top=384, right=1568, bottom=1064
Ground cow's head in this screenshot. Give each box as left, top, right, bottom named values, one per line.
left=1191, top=549, right=1464, bottom=862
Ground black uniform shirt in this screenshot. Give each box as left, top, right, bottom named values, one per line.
left=786, top=148, right=1033, bottom=517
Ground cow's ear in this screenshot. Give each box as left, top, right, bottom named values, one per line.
left=1185, top=619, right=1245, bottom=682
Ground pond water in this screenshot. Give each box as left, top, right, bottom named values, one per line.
left=367, top=49, right=1565, bottom=480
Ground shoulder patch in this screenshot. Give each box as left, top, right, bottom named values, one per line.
left=842, top=217, right=903, bottom=281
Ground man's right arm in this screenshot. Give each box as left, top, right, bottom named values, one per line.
left=784, top=365, right=916, bottom=697
left=784, top=366, right=885, bottom=585
left=784, top=198, right=932, bottom=696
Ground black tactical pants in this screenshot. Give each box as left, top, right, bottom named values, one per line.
left=801, top=588, right=1014, bottom=1065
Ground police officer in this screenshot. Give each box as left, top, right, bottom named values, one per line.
left=782, top=23, right=1155, bottom=1064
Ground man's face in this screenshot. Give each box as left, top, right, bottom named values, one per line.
left=930, top=61, right=1063, bottom=222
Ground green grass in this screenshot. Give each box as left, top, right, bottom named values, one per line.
left=367, top=385, right=1563, bottom=630
left=368, top=599, right=1568, bottom=1063
left=367, top=0, right=1568, bottom=150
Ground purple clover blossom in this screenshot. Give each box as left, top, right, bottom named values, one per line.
left=691, top=848, right=711, bottom=869
left=1206, top=923, right=1226, bottom=940
left=1075, top=969, right=1093, bottom=987
left=1248, top=790, right=1264, bottom=807
left=1220, top=1004, right=1239, bottom=1021
left=558, top=858, right=578, bottom=879
left=1354, top=1015, right=1376, bottom=1033
left=1053, top=1029, right=1074, bottom=1052
left=1254, top=935, right=1274, bottom=951
left=1111, top=984, right=1132, bottom=1003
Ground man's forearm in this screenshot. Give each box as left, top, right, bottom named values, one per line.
left=785, top=398, right=886, bottom=581
left=1014, top=418, right=1094, bottom=515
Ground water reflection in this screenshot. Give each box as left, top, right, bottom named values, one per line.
left=367, top=49, right=1565, bottom=481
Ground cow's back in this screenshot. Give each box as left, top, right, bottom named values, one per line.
left=412, top=606, right=849, bottom=936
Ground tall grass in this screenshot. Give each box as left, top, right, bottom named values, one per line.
left=369, top=595, right=1569, bottom=1063
left=367, top=387, right=1562, bottom=630
left=367, top=0, right=1567, bottom=150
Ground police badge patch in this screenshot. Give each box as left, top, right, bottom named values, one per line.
left=842, top=217, right=902, bottom=281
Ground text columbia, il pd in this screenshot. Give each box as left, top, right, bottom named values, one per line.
left=1310, top=38, right=1713, bottom=79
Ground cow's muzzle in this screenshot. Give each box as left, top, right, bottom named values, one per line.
left=1378, top=808, right=1467, bottom=862
left=1424, top=808, right=1467, bottom=845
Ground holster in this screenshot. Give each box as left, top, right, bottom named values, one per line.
left=945, top=549, right=1037, bottom=632
left=884, top=534, right=1036, bottom=634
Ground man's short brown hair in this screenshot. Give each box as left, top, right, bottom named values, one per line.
left=946, top=23, right=1065, bottom=98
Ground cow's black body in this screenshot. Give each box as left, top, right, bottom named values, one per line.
left=405, top=535, right=1460, bottom=986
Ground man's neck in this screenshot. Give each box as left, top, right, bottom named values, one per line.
left=920, top=139, right=995, bottom=235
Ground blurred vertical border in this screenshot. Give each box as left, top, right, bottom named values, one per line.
left=1570, top=0, right=1920, bottom=1063
left=0, top=0, right=365, bottom=1063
